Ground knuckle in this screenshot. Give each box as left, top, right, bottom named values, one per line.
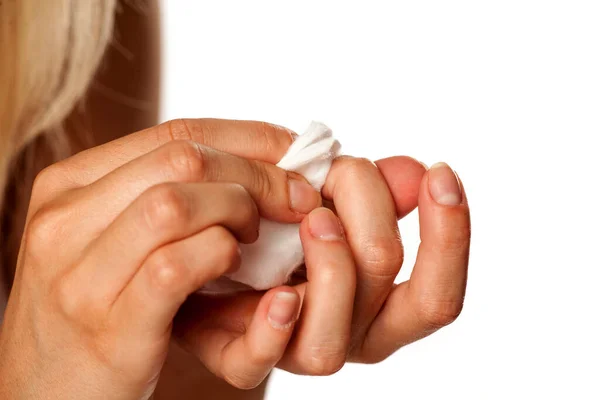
left=30, top=164, right=65, bottom=206
left=141, top=184, right=190, bottom=231
left=145, top=248, right=189, bottom=292
left=248, top=161, right=274, bottom=204
left=52, top=277, right=87, bottom=320
left=31, top=166, right=56, bottom=196
left=224, top=373, right=261, bottom=391
left=161, top=118, right=195, bottom=142
left=25, top=204, right=66, bottom=257
left=50, top=271, right=110, bottom=324
left=344, top=157, right=378, bottom=177
left=360, top=236, right=404, bottom=280
left=224, top=183, right=259, bottom=224
left=164, top=140, right=205, bottom=181
left=225, top=182, right=252, bottom=206
left=416, top=297, right=464, bottom=330
left=301, top=342, right=347, bottom=376
left=246, top=342, right=278, bottom=368
left=223, top=183, right=260, bottom=230
left=212, top=228, right=241, bottom=273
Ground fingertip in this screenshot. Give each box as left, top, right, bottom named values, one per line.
left=218, top=286, right=301, bottom=389
left=251, top=163, right=323, bottom=225
left=257, top=121, right=297, bottom=162
left=375, top=156, right=426, bottom=219
left=376, top=155, right=427, bottom=177
left=266, top=288, right=301, bottom=330
left=420, top=163, right=469, bottom=209
left=287, top=172, right=323, bottom=215
left=456, top=171, right=469, bottom=206
left=418, top=166, right=471, bottom=250
left=305, top=207, right=345, bottom=241
left=270, top=122, right=299, bottom=142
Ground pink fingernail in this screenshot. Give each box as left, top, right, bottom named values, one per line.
left=289, top=179, right=320, bottom=214
left=428, top=162, right=462, bottom=205
left=308, top=208, right=343, bottom=241
left=268, top=292, right=299, bottom=329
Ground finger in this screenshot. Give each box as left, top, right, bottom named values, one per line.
left=321, top=156, right=403, bottom=346
left=358, top=163, right=470, bottom=362
left=374, top=156, right=427, bottom=219
left=72, top=182, right=259, bottom=302
left=68, top=140, right=320, bottom=234
left=111, top=226, right=243, bottom=340
left=322, top=156, right=425, bottom=220
left=51, top=118, right=296, bottom=188
left=277, top=208, right=356, bottom=376
left=174, top=287, right=301, bottom=390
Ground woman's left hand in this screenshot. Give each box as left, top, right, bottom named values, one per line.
left=173, top=153, right=471, bottom=385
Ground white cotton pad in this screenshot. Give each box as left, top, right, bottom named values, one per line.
left=198, top=121, right=341, bottom=295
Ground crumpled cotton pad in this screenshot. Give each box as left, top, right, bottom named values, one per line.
left=198, top=121, right=341, bottom=295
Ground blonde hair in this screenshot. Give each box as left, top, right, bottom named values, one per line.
left=0, top=0, right=117, bottom=210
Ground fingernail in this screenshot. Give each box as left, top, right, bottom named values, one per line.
left=428, top=162, right=462, bottom=205
left=268, top=292, right=299, bottom=329
left=289, top=178, right=320, bottom=214
left=308, top=207, right=343, bottom=240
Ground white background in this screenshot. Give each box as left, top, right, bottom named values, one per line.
left=161, top=1, right=600, bottom=399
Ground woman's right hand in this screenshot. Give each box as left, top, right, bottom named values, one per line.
left=0, top=120, right=319, bottom=399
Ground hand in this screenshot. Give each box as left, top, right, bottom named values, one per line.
left=176, top=155, right=471, bottom=379
left=0, top=120, right=323, bottom=399
left=318, top=157, right=471, bottom=364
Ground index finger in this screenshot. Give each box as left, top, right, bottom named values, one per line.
left=56, top=118, right=296, bottom=187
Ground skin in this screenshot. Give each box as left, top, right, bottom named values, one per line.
left=0, top=2, right=471, bottom=399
